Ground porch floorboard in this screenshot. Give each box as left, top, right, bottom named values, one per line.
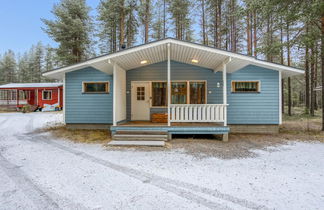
left=118, top=121, right=224, bottom=127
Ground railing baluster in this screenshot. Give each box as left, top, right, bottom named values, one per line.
left=168, top=104, right=227, bottom=123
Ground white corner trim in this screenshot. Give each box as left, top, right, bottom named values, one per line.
left=223, top=61, right=227, bottom=126
left=279, top=71, right=282, bottom=125
left=63, top=74, right=66, bottom=124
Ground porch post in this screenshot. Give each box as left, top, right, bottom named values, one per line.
left=167, top=43, right=171, bottom=126
left=58, top=87, right=60, bottom=108
left=223, top=61, right=227, bottom=126
left=113, top=64, right=117, bottom=126
left=16, top=89, right=19, bottom=107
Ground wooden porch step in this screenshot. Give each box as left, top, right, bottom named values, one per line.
left=112, top=134, right=168, bottom=141
left=108, top=140, right=165, bottom=147
left=115, top=130, right=168, bottom=135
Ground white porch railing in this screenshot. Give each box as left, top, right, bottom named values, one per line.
left=169, top=104, right=227, bottom=123
left=0, top=100, right=28, bottom=105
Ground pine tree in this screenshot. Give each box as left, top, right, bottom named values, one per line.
left=125, top=0, right=138, bottom=47
left=0, top=50, right=17, bottom=84
left=17, top=53, right=30, bottom=82
left=98, top=0, right=131, bottom=52
left=139, top=0, right=151, bottom=43
left=168, top=0, right=192, bottom=41
left=42, top=0, right=93, bottom=65
left=151, top=0, right=164, bottom=40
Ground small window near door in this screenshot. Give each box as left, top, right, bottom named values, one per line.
left=83, top=82, right=109, bottom=94
left=137, top=87, right=145, bottom=101
left=42, top=90, right=52, bottom=100
left=231, top=81, right=260, bottom=93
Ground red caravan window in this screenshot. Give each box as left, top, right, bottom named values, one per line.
left=42, top=90, right=52, bottom=100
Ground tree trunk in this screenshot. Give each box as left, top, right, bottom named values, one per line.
left=310, top=47, right=315, bottom=116
left=214, top=4, right=218, bottom=47
left=163, top=0, right=166, bottom=38
left=218, top=0, right=222, bottom=48
left=321, top=16, right=324, bottom=131
left=280, top=17, right=284, bottom=114
left=247, top=10, right=252, bottom=56
left=287, top=22, right=292, bottom=116
left=305, top=45, right=310, bottom=113
left=266, top=16, right=270, bottom=61
left=253, top=9, right=257, bottom=57
left=314, top=44, right=318, bottom=110
left=202, top=0, right=206, bottom=45
left=119, top=0, right=125, bottom=48
left=144, top=0, right=150, bottom=43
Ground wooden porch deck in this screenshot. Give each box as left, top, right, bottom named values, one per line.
left=118, top=121, right=224, bottom=127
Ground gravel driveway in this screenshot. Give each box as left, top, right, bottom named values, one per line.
left=0, top=112, right=323, bottom=210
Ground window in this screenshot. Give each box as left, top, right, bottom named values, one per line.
left=190, top=82, right=206, bottom=104
left=171, top=82, right=187, bottom=104
left=150, top=81, right=207, bottom=107
left=152, top=82, right=167, bottom=106
left=231, top=81, right=260, bottom=93
left=19, top=90, right=29, bottom=100
left=83, top=82, right=109, bottom=94
left=137, top=87, right=145, bottom=101
left=42, top=90, right=52, bottom=100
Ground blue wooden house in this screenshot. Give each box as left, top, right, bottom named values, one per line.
left=43, top=38, right=304, bottom=145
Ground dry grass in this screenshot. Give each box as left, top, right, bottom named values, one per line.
left=40, top=106, right=323, bottom=159
left=41, top=124, right=111, bottom=144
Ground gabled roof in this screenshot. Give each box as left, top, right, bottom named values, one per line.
left=43, top=38, right=304, bottom=79
left=0, top=83, right=63, bottom=89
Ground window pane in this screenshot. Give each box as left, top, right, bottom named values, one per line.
left=43, top=91, right=52, bottom=100
left=171, top=82, right=187, bottom=104
left=152, top=82, right=167, bottom=106
left=233, top=81, right=259, bottom=92
left=190, top=82, right=206, bottom=104
left=137, top=86, right=145, bottom=101
left=84, top=82, right=108, bottom=93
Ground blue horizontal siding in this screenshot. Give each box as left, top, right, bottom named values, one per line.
left=227, top=65, right=279, bottom=124
left=64, top=62, right=279, bottom=125
left=65, top=67, right=113, bottom=124
left=126, top=61, right=223, bottom=120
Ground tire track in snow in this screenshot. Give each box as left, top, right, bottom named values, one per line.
left=21, top=134, right=269, bottom=210
left=0, top=153, right=60, bottom=210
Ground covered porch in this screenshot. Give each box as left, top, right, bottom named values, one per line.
left=111, top=41, right=233, bottom=129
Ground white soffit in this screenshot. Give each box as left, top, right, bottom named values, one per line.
left=43, top=38, right=304, bottom=79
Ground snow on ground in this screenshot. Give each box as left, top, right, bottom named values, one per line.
left=0, top=112, right=323, bottom=210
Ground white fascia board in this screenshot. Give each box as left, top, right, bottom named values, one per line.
left=43, top=39, right=171, bottom=77
left=44, top=38, right=304, bottom=78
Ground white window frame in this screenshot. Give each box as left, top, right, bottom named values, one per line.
left=149, top=80, right=208, bottom=108
left=231, top=80, right=261, bottom=93
left=82, top=81, right=110, bottom=94
left=42, top=90, right=52, bottom=100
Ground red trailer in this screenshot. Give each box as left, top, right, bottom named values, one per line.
left=0, top=83, right=63, bottom=111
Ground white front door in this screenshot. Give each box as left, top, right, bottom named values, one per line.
left=131, top=82, right=150, bottom=121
